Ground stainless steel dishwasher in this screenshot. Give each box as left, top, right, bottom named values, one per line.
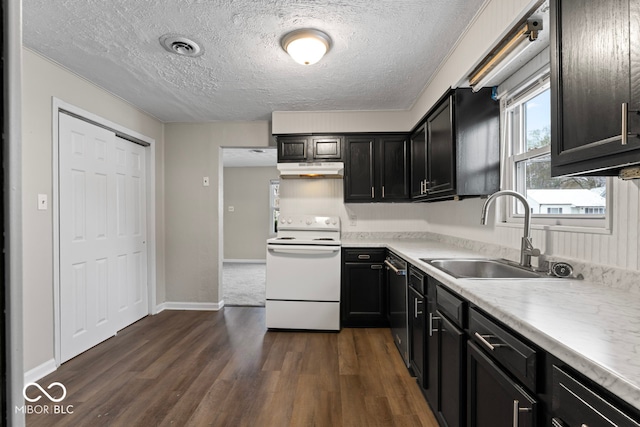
left=385, top=252, right=409, bottom=367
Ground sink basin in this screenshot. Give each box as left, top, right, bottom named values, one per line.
left=421, top=258, right=543, bottom=279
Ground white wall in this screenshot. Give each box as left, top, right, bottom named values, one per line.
left=21, top=49, right=165, bottom=372
left=164, top=122, right=272, bottom=304
left=223, top=167, right=279, bottom=260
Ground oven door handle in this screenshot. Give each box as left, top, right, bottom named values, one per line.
left=268, top=245, right=340, bottom=255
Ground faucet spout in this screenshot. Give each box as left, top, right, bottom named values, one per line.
left=481, top=190, right=539, bottom=268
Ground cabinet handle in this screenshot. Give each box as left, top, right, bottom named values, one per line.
left=623, top=103, right=629, bottom=145
left=371, top=187, right=375, bottom=198
left=370, top=264, right=383, bottom=270
left=414, top=299, right=423, bottom=317
left=622, top=102, right=640, bottom=145
left=429, top=313, right=440, bottom=336
left=358, top=254, right=371, bottom=260
left=512, top=400, right=532, bottom=427
left=382, top=186, right=385, bottom=198
left=474, top=332, right=507, bottom=351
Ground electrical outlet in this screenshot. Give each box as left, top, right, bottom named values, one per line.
left=38, top=194, right=48, bottom=211
left=203, top=176, right=210, bottom=186
left=349, top=215, right=357, bottom=226
left=228, top=206, right=235, bottom=212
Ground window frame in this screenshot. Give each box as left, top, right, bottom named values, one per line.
left=501, top=75, right=612, bottom=232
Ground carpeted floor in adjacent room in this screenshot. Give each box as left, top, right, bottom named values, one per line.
left=222, top=262, right=266, bottom=306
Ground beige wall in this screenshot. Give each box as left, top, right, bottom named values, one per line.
left=223, top=167, right=278, bottom=261
left=21, top=48, right=165, bottom=372
left=164, top=122, right=272, bottom=304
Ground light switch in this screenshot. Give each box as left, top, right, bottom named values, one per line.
left=38, top=194, right=48, bottom=210
left=203, top=177, right=210, bottom=186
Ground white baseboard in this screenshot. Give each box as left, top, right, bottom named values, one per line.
left=24, top=358, right=57, bottom=385
left=156, top=301, right=224, bottom=313
left=223, top=259, right=265, bottom=264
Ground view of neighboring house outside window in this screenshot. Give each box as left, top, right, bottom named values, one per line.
left=503, top=75, right=609, bottom=228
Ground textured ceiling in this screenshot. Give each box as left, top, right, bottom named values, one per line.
left=23, top=0, right=486, bottom=122
left=223, top=147, right=277, bottom=167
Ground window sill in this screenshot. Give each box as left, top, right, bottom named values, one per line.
left=496, top=220, right=612, bottom=235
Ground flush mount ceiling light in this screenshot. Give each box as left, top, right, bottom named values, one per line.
left=159, top=34, right=204, bottom=57
left=281, top=29, right=331, bottom=65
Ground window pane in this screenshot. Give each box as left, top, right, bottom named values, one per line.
left=515, top=154, right=606, bottom=215
left=524, top=90, right=550, bottom=151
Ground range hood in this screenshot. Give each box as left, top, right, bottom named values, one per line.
left=277, top=162, right=344, bottom=179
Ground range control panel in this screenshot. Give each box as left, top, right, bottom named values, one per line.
left=277, top=215, right=340, bottom=231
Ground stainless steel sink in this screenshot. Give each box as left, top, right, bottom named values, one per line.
left=421, top=258, right=543, bottom=279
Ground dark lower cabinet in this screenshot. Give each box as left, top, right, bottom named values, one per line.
left=437, top=311, right=466, bottom=427
left=552, top=365, right=640, bottom=427
left=341, top=248, right=388, bottom=327
left=425, top=278, right=439, bottom=407
left=408, top=267, right=426, bottom=386
left=468, top=342, right=537, bottom=427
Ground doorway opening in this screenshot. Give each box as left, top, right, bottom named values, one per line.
left=221, top=147, right=277, bottom=306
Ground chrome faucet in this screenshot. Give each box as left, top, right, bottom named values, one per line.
left=481, top=190, right=540, bottom=268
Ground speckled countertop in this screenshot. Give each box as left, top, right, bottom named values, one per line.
left=341, top=237, right=640, bottom=412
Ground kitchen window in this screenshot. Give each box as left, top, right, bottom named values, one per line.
left=503, top=76, right=610, bottom=229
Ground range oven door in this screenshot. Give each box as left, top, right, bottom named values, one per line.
left=265, top=243, right=341, bottom=330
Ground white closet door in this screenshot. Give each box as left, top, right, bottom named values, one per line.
left=59, top=113, right=148, bottom=362
left=114, top=136, right=148, bottom=330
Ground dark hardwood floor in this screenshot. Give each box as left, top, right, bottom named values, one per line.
left=27, top=308, right=438, bottom=426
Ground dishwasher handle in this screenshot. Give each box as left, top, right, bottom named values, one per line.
left=384, top=259, right=407, bottom=276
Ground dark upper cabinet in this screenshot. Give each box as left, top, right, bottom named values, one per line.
left=344, top=134, right=410, bottom=202
left=410, top=123, right=428, bottom=199
left=341, top=248, right=388, bottom=327
left=411, top=88, right=500, bottom=201
left=276, top=135, right=343, bottom=162
left=550, top=0, right=640, bottom=176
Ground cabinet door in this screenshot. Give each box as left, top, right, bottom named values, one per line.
left=341, top=262, right=387, bottom=327
left=551, top=0, right=640, bottom=176
left=409, top=287, right=426, bottom=386
left=467, top=342, right=537, bottom=427
left=311, top=135, right=343, bottom=161
left=437, top=311, right=466, bottom=427
left=410, top=124, right=428, bottom=199
left=425, top=291, right=439, bottom=409
left=427, top=97, right=455, bottom=198
left=552, top=365, right=640, bottom=427
left=344, top=136, right=376, bottom=202
left=378, top=135, right=410, bottom=201
left=277, top=136, right=308, bottom=161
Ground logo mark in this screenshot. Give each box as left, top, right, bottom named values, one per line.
left=23, top=382, right=67, bottom=403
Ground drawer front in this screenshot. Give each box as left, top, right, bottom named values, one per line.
left=436, top=285, right=466, bottom=327
left=343, top=248, right=386, bottom=263
left=469, top=308, right=537, bottom=392
left=408, top=266, right=425, bottom=295
left=552, top=366, right=640, bottom=427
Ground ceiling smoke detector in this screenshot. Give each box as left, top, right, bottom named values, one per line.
left=159, top=34, right=204, bottom=57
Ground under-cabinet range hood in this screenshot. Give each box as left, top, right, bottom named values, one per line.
left=277, top=162, right=344, bottom=179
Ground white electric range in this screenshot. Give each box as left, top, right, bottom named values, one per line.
left=265, top=215, right=341, bottom=331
